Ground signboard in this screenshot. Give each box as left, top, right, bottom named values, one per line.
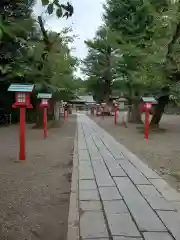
left=37, top=93, right=52, bottom=99
left=142, top=97, right=157, bottom=104
left=8, top=84, right=34, bottom=92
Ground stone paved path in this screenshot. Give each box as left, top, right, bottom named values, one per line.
left=68, top=114, right=180, bottom=240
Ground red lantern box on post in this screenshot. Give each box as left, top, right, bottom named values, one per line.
left=37, top=93, right=52, bottom=139
left=113, top=101, right=118, bottom=124
left=141, top=97, right=157, bottom=139
left=8, top=84, right=34, bottom=161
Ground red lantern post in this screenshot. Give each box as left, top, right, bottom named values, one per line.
left=114, top=102, right=118, bottom=124
left=8, top=84, right=34, bottom=160
left=144, top=102, right=152, bottom=139
left=38, top=93, right=52, bottom=139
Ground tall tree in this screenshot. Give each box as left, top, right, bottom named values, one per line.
left=83, top=27, right=118, bottom=102
left=103, top=0, right=174, bottom=124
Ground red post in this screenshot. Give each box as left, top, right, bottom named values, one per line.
left=144, top=109, right=149, bottom=139
left=44, top=108, right=47, bottom=138
left=114, top=105, right=117, bottom=124
left=19, top=108, right=25, bottom=160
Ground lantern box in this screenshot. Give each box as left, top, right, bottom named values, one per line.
left=141, top=97, right=157, bottom=112
left=37, top=93, right=52, bottom=108
left=114, top=102, right=118, bottom=108
left=8, top=84, right=34, bottom=108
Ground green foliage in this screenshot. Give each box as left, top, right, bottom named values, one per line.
left=0, top=0, right=77, bottom=105
left=40, top=0, right=74, bottom=19
left=82, top=27, right=119, bottom=101
left=84, top=0, right=180, bottom=100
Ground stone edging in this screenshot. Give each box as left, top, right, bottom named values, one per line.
left=67, top=133, right=79, bottom=240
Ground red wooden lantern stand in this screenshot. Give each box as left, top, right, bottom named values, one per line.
left=38, top=93, right=52, bottom=139
left=8, top=84, right=34, bottom=161
left=114, top=103, right=118, bottom=124
left=144, top=102, right=152, bottom=139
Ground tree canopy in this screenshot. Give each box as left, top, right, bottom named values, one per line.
left=83, top=0, right=180, bottom=101
left=0, top=0, right=79, bottom=99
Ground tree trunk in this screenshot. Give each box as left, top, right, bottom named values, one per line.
left=131, top=102, right=142, bottom=123
left=35, top=107, right=44, bottom=128
left=127, top=89, right=142, bottom=123
left=150, top=105, right=164, bottom=128
left=150, top=95, right=169, bottom=127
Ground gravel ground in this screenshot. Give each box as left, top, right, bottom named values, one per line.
left=0, top=115, right=76, bottom=240
left=91, top=113, right=180, bottom=192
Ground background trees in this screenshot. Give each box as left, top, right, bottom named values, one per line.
left=0, top=0, right=80, bottom=123
left=83, top=0, right=180, bottom=125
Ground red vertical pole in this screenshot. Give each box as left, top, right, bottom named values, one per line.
left=144, top=109, right=149, bottom=139
left=19, top=108, right=25, bottom=160
left=44, top=108, right=47, bottom=138
left=114, top=106, right=117, bottom=124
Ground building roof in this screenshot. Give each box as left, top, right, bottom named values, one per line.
left=79, top=95, right=95, bottom=103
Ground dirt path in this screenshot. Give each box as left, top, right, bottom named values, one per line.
left=90, top=114, right=180, bottom=192
left=0, top=115, right=76, bottom=240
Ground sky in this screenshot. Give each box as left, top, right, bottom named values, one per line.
left=33, top=0, right=105, bottom=77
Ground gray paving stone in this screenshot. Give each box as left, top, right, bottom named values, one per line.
left=91, top=157, right=104, bottom=164
left=99, top=187, right=122, bottom=200
left=106, top=213, right=141, bottom=237
left=79, top=180, right=97, bottom=190
left=79, top=162, right=94, bottom=180
left=80, top=190, right=100, bottom=201
left=137, top=185, right=175, bottom=211
left=78, top=139, right=87, bottom=150
left=100, top=141, right=124, bottom=159
left=83, top=239, right=108, bottom=240
left=80, top=211, right=108, bottom=239
left=92, top=161, right=115, bottom=187
left=106, top=148, right=124, bottom=159
left=78, top=144, right=87, bottom=150
left=143, top=232, right=174, bottom=240
left=100, top=150, right=115, bottom=160
left=80, top=201, right=102, bottom=211
left=150, top=178, right=180, bottom=201
left=157, top=210, right=180, bottom=240
left=114, top=177, right=166, bottom=232
left=119, top=160, right=150, bottom=185
left=119, top=148, right=160, bottom=179
left=79, top=149, right=90, bottom=161
left=172, top=201, right=180, bottom=213
left=103, top=200, right=129, bottom=214
left=104, top=158, right=127, bottom=177
left=79, top=160, right=91, bottom=167
left=113, top=237, right=142, bottom=240
left=96, top=176, right=115, bottom=187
